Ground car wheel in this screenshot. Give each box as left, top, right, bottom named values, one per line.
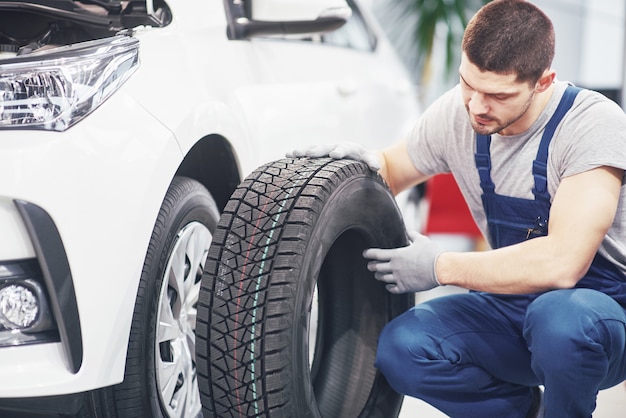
left=81, top=176, right=219, bottom=418
left=196, top=158, right=412, bottom=418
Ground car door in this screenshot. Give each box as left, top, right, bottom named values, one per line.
left=230, top=0, right=419, bottom=164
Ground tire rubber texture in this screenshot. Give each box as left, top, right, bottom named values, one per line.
left=78, top=176, right=219, bottom=418
left=196, top=158, right=412, bottom=418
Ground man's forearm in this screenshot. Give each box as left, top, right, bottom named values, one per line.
left=435, top=236, right=588, bottom=294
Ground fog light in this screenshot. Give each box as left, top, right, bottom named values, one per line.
left=0, top=284, right=39, bottom=329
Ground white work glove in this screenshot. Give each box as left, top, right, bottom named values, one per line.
left=363, top=231, right=444, bottom=294
left=286, top=142, right=381, bottom=171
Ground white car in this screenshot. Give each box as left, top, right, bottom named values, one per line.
left=0, top=0, right=418, bottom=416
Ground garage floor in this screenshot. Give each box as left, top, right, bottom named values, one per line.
left=399, top=384, right=626, bottom=417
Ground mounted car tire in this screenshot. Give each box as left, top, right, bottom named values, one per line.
left=196, top=158, right=413, bottom=418
left=78, top=176, right=219, bottom=418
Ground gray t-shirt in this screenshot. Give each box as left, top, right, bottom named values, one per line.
left=407, top=80, right=626, bottom=275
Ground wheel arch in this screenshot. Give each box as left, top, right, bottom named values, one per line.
left=176, top=134, right=241, bottom=211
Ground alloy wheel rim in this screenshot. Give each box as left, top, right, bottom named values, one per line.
left=156, top=221, right=211, bottom=418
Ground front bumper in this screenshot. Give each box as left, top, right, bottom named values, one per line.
left=0, top=392, right=84, bottom=416
left=11, top=200, right=82, bottom=373
left=0, top=88, right=182, bottom=398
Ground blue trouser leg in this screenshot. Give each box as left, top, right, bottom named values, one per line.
left=524, top=289, right=626, bottom=417
left=376, top=292, right=539, bottom=417
left=375, top=290, right=626, bottom=418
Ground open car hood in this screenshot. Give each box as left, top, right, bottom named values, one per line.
left=0, top=0, right=169, bottom=29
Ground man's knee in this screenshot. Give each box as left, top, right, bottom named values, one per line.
left=375, top=310, right=435, bottom=394
left=526, top=290, right=622, bottom=337
left=526, top=291, right=597, bottom=349
left=524, top=289, right=626, bottom=374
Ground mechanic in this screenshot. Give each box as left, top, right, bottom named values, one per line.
left=288, top=0, right=626, bottom=416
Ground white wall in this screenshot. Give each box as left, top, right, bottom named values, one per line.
left=533, top=0, right=625, bottom=91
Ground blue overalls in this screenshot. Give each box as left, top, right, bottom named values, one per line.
left=375, top=86, right=626, bottom=417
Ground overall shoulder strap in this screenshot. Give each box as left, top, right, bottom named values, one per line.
left=474, top=133, right=495, bottom=194
left=532, top=85, right=582, bottom=201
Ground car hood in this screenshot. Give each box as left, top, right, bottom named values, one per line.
left=0, top=0, right=169, bottom=30
left=0, top=0, right=169, bottom=58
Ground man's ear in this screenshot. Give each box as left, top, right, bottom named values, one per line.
left=535, top=69, right=556, bottom=93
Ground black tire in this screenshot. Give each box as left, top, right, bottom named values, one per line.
left=78, top=176, right=219, bottom=418
left=196, top=158, right=412, bottom=418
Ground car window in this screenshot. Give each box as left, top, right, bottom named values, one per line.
left=321, top=1, right=377, bottom=52
left=263, top=1, right=377, bottom=52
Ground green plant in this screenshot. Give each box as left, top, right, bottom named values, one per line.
left=375, top=0, right=488, bottom=83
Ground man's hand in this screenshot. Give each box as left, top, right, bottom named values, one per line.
left=363, top=231, right=444, bottom=294
left=287, top=142, right=381, bottom=171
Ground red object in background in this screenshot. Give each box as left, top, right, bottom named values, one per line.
left=424, top=173, right=481, bottom=237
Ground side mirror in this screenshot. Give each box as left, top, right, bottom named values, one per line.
left=223, top=0, right=351, bottom=40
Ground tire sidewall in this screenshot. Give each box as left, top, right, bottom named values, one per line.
left=126, top=178, right=219, bottom=418
left=292, top=172, right=408, bottom=417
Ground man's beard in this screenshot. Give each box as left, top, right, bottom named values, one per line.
left=467, top=93, right=534, bottom=136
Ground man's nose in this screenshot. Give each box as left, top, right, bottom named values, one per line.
left=468, top=92, right=489, bottom=115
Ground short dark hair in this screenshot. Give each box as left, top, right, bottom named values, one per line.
left=461, top=0, right=555, bottom=84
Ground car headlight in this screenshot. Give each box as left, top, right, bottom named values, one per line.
left=0, top=34, right=139, bottom=132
